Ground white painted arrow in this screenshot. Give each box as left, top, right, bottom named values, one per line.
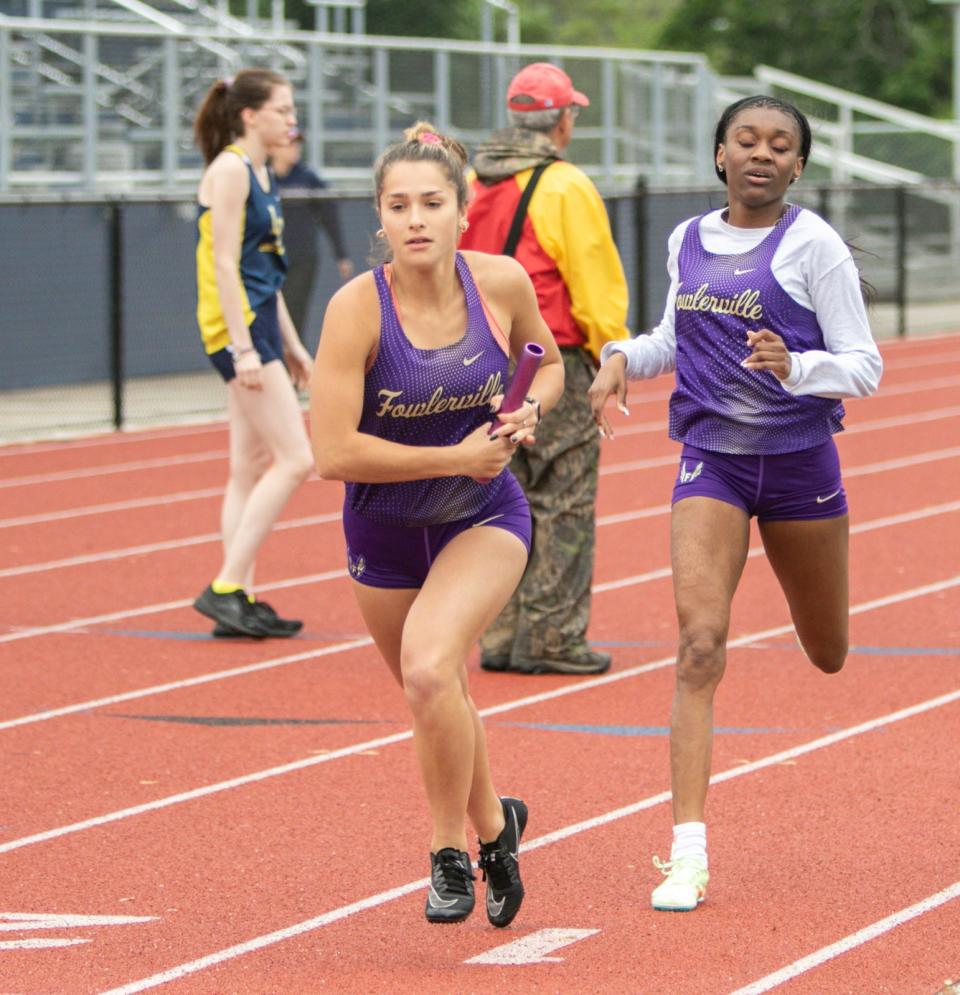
left=465, top=928, right=599, bottom=965
left=0, top=912, right=157, bottom=950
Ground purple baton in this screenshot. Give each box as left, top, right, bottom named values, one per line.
left=488, top=342, right=545, bottom=435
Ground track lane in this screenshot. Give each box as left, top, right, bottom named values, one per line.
left=0, top=334, right=956, bottom=993
left=6, top=676, right=951, bottom=995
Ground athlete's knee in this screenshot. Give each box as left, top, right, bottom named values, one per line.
left=400, top=651, right=459, bottom=713
left=676, top=623, right=727, bottom=690
left=230, top=447, right=271, bottom=489
left=277, top=445, right=315, bottom=485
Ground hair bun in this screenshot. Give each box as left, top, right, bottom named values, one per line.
left=403, top=120, right=438, bottom=143
left=401, top=120, right=468, bottom=167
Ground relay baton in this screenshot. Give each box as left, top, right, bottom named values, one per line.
left=476, top=342, right=544, bottom=483
left=488, top=342, right=545, bottom=435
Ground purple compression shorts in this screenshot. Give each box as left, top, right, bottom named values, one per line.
left=671, top=439, right=848, bottom=521
left=342, top=472, right=532, bottom=589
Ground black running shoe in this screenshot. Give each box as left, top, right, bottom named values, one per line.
left=251, top=600, right=302, bottom=635
left=425, top=848, right=475, bottom=924
left=210, top=601, right=304, bottom=639
left=193, top=586, right=267, bottom=638
left=478, top=796, right=527, bottom=927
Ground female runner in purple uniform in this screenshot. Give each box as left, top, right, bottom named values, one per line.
left=589, top=96, right=882, bottom=912
left=310, top=122, right=563, bottom=926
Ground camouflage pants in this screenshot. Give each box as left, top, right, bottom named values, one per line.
left=480, top=348, right=600, bottom=661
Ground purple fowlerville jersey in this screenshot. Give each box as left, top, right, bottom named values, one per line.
left=345, top=252, right=509, bottom=526
left=670, top=204, right=844, bottom=455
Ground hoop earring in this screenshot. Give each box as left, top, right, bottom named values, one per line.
left=717, top=164, right=725, bottom=174
left=459, top=220, right=469, bottom=233
left=375, top=228, right=385, bottom=238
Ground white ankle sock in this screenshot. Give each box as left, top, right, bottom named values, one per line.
left=670, top=821, right=707, bottom=867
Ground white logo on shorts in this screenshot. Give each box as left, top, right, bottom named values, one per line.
left=816, top=487, right=842, bottom=504
left=347, top=551, right=366, bottom=578
left=679, top=460, right=704, bottom=484
left=472, top=514, right=504, bottom=528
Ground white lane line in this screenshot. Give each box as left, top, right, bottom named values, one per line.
left=0, top=483, right=955, bottom=727
left=597, top=502, right=672, bottom=526
left=2, top=488, right=957, bottom=656
left=879, top=332, right=957, bottom=348
left=611, top=397, right=960, bottom=442
left=594, top=501, right=960, bottom=591
left=2, top=395, right=956, bottom=525
left=0, top=422, right=226, bottom=458
left=870, top=374, right=960, bottom=394
left=2, top=574, right=957, bottom=859
left=881, top=351, right=960, bottom=372
left=99, top=682, right=960, bottom=995
left=10, top=445, right=957, bottom=582
left=600, top=453, right=678, bottom=476
left=0, top=937, right=89, bottom=949
left=2, top=373, right=954, bottom=494
left=0, top=451, right=227, bottom=490
left=0, top=636, right=373, bottom=733
left=612, top=395, right=960, bottom=441
left=843, top=446, right=960, bottom=476
left=727, top=881, right=960, bottom=995
left=0, top=475, right=326, bottom=531
left=0, top=512, right=343, bottom=580
left=465, top=928, right=600, bottom=965
left=0, top=912, right=158, bottom=929
left=0, top=487, right=225, bottom=530
left=844, top=404, right=960, bottom=432
left=0, top=569, right=348, bottom=645
left=598, top=440, right=960, bottom=481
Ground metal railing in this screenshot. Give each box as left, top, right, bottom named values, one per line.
left=0, top=14, right=717, bottom=193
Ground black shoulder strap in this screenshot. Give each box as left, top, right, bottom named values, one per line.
left=502, top=161, right=552, bottom=257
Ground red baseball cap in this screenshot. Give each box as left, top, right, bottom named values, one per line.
left=506, top=62, right=589, bottom=113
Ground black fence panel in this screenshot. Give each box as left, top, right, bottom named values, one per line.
left=1, top=183, right=958, bottom=442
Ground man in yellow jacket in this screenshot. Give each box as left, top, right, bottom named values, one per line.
left=461, top=62, right=630, bottom=675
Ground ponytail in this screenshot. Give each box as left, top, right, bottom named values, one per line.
left=193, top=68, right=289, bottom=165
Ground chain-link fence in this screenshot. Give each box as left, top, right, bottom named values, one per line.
left=1, top=182, right=958, bottom=444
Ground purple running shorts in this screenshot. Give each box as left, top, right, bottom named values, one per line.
left=343, top=471, right=531, bottom=589
left=671, top=439, right=848, bottom=521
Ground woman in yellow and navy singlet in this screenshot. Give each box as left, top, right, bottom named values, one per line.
left=196, top=141, right=287, bottom=368
left=191, top=68, right=316, bottom=639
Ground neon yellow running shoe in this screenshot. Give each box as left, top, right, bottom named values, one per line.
left=651, top=855, right=708, bottom=911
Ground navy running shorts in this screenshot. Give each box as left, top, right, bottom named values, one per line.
left=208, top=295, right=284, bottom=383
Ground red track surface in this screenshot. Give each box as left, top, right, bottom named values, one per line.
left=1, top=334, right=958, bottom=994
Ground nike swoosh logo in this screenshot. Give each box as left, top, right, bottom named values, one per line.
left=463, top=352, right=483, bottom=366
left=734, top=267, right=756, bottom=275
left=487, top=894, right=506, bottom=916
left=427, top=886, right=459, bottom=909
left=472, top=513, right=504, bottom=528
left=816, top=488, right=842, bottom=504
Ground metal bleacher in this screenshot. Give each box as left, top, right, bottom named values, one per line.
left=2, top=0, right=958, bottom=200
left=0, top=0, right=722, bottom=192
